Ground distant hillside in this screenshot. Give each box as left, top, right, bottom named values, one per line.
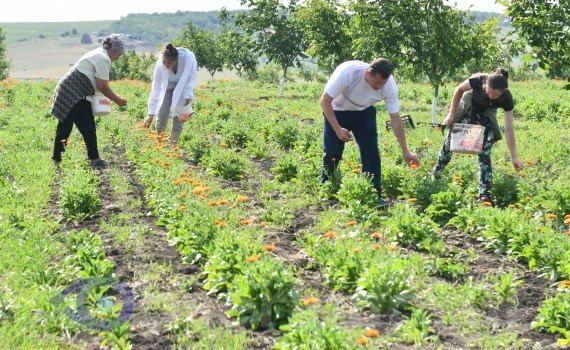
left=0, top=21, right=112, bottom=44
left=470, top=11, right=511, bottom=27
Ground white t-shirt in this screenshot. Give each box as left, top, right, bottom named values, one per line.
left=324, top=60, right=400, bottom=113
left=167, top=68, right=182, bottom=90
left=74, top=48, right=111, bottom=91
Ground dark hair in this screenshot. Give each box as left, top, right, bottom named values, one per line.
left=163, top=43, right=179, bottom=60
left=487, top=68, right=509, bottom=90
left=369, top=58, right=396, bottom=79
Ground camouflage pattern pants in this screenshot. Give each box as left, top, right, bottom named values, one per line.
left=433, top=128, right=495, bottom=197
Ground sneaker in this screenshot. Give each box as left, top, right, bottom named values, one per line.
left=478, top=195, right=495, bottom=207
left=90, top=158, right=107, bottom=168
left=377, top=197, right=390, bottom=208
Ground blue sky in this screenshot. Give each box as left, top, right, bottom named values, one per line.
left=0, top=0, right=505, bottom=23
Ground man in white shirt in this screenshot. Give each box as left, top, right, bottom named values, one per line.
left=320, top=58, right=419, bottom=207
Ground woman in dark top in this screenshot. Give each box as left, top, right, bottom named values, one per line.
left=433, top=68, right=522, bottom=206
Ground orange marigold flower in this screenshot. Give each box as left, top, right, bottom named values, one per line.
left=302, top=297, right=320, bottom=306
left=372, top=243, right=381, bottom=250
left=564, top=218, right=570, bottom=225
left=246, top=254, right=262, bottom=263
left=179, top=205, right=187, bottom=211
left=408, top=198, right=418, bottom=203
left=388, top=243, right=398, bottom=252
left=566, top=230, right=570, bottom=236
left=357, top=337, right=368, bottom=346
left=481, top=201, right=493, bottom=206
left=208, top=201, right=219, bottom=207
left=324, top=231, right=338, bottom=239
left=564, top=214, right=570, bottom=220
left=236, top=195, right=249, bottom=203
left=215, top=219, right=227, bottom=228
left=560, top=280, right=570, bottom=288
left=545, top=214, right=558, bottom=220
left=364, top=329, right=380, bottom=338
left=241, top=218, right=254, bottom=225
left=263, top=244, right=277, bottom=252
left=353, top=247, right=362, bottom=253
left=371, top=231, right=382, bottom=239
left=453, top=175, right=462, bottom=182
left=347, top=220, right=358, bottom=226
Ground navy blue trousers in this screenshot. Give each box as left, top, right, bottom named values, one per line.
left=321, top=106, right=381, bottom=195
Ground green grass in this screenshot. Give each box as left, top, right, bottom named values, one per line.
left=0, top=21, right=112, bottom=43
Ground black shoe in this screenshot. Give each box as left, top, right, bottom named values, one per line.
left=90, top=158, right=107, bottom=168
left=478, top=195, right=495, bottom=207
left=377, top=198, right=390, bottom=208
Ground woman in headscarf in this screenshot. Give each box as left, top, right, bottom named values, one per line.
left=51, top=34, right=128, bottom=167
left=143, top=43, right=197, bottom=147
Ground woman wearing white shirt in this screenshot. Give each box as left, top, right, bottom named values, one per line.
left=143, top=44, right=198, bottom=147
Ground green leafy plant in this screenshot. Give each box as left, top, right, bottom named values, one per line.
left=532, top=290, right=570, bottom=340
left=60, top=167, right=100, bottom=221
left=228, top=257, right=299, bottom=330
left=336, top=172, right=378, bottom=221
left=204, top=148, right=247, bottom=181
left=272, top=154, right=299, bottom=182
left=492, top=273, right=522, bottom=307
left=397, top=308, right=438, bottom=345
left=386, top=203, right=443, bottom=253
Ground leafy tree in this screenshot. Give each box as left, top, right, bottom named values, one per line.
left=177, top=22, right=225, bottom=89
left=499, top=0, right=569, bottom=78
left=236, top=0, right=308, bottom=97
left=0, top=28, right=10, bottom=80
left=218, top=9, right=258, bottom=78
left=464, top=18, right=512, bottom=75
left=297, top=0, right=353, bottom=73
left=110, top=50, right=156, bottom=82
left=351, top=0, right=480, bottom=122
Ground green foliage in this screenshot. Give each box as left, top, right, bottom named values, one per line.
left=204, top=148, right=248, bottom=181
left=425, top=187, right=465, bottom=225
left=236, top=0, right=308, bottom=96
left=275, top=305, right=355, bottom=350
left=228, top=257, right=299, bottom=330
left=272, top=154, right=299, bottom=182
left=386, top=203, right=443, bottom=253
left=353, top=256, right=414, bottom=314
left=397, top=308, right=438, bottom=345
left=297, top=0, right=353, bottom=73
left=426, top=256, right=469, bottom=282
left=60, top=167, right=100, bottom=222
left=492, top=273, right=522, bottom=307
left=0, top=27, right=10, bottom=80
left=532, top=290, right=570, bottom=340
left=336, top=172, right=378, bottom=221
left=110, top=50, right=156, bottom=82
left=500, top=0, right=570, bottom=78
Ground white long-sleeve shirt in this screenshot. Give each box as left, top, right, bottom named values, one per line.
left=147, top=48, right=197, bottom=116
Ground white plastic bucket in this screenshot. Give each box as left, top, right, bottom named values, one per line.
left=174, top=103, right=194, bottom=120
left=450, top=123, right=485, bottom=154
left=88, top=93, right=111, bottom=116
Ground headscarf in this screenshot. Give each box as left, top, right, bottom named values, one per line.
left=102, top=34, right=125, bottom=54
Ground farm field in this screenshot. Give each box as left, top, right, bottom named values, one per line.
left=0, top=77, right=568, bottom=349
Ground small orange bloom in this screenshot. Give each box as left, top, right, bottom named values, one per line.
left=408, top=198, right=418, bottom=204
left=453, top=175, right=462, bottom=182
left=481, top=201, right=493, bottom=206
left=215, top=219, right=227, bottom=228
left=564, top=214, right=570, bottom=220
left=263, top=244, right=277, bottom=252
left=347, top=220, right=358, bottom=226
left=564, top=218, right=570, bottom=225
left=364, top=329, right=380, bottom=338
left=236, top=195, right=249, bottom=203
left=302, top=297, right=320, bottom=306
left=388, top=243, right=398, bottom=251
left=371, top=231, right=382, bottom=239
left=179, top=205, right=187, bottom=212
left=560, top=280, right=570, bottom=288
left=324, top=231, right=338, bottom=239
left=372, top=243, right=381, bottom=250
left=246, top=254, right=262, bottom=263
left=353, top=247, right=362, bottom=253
left=241, top=218, right=254, bottom=225
left=546, top=214, right=558, bottom=220
left=357, top=337, right=368, bottom=346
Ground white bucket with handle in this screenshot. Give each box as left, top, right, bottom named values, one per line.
left=87, top=93, right=111, bottom=116
left=174, top=103, right=194, bottom=121
left=450, top=123, right=485, bottom=154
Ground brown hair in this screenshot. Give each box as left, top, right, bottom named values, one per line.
left=369, top=58, right=396, bottom=79
left=163, top=43, right=179, bottom=61
left=487, top=68, right=509, bottom=90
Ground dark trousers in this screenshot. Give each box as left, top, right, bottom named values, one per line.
left=52, top=99, right=99, bottom=161
left=321, top=106, right=381, bottom=195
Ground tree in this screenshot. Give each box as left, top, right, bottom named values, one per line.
left=297, top=0, right=353, bottom=73
left=110, top=50, right=156, bottom=82
left=499, top=0, right=569, bottom=78
left=0, top=28, right=10, bottom=80
left=218, top=9, right=258, bottom=78
left=176, top=22, right=225, bottom=89
left=464, top=18, right=512, bottom=75
left=72, top=28, right=78, bottom=35
left=351, top=0, right=480, bottom=122
left=236, top=0, right=308, bottom=97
